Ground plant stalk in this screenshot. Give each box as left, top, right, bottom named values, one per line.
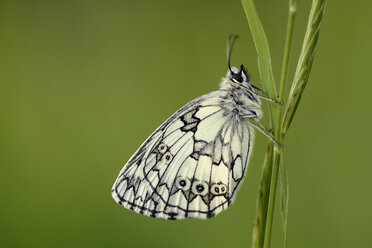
left=243, top=0, right=325, bottom=247
left=241, top=1, right=279, bottom=247
left=282, top=0, right=326, bottom=134
left=263, top=1, right=297, bottom=247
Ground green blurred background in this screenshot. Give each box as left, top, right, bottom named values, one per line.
left=1, top=0, right=371, bottom=247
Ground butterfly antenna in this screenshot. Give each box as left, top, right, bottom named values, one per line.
left=227, top=34, right=239, bottom=74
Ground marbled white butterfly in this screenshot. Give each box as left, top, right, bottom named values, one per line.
left=111, top=35, right=281, bottom=220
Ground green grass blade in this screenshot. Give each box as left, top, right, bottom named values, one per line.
left=279, top=0, right=297, bottom=105
left=242, top=0, right=278, bottom=103
left=279, top=151, right=289, bottom=248
left=274, top=1, right=295, bottom=247
left=241, top=1, right=279, bottom=247
left=252, top=144, right=274, bottom=248
left=281, top=0, right=326, bottom=134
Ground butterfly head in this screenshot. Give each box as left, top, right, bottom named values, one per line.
left=220, top=65, right=252, bottom=90
left=229, top=64, right=250, bottom=84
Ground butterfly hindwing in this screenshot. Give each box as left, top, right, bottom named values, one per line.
left=112, top=90, right=254, bottom=219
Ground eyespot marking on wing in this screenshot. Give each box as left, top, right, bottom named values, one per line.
left=175, top=177, right=191, bottom=191
left=162, top=151, right=173, bottom=165
left=210, top=183, right=228, bottom=196
left=191, top=181, right=209, bottom=196
left=158, top=143, right=168, bottom=154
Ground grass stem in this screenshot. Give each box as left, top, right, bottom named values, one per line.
left=263, top=1, right=297, bottom=247
left=242, top=0, right=325, bottom=248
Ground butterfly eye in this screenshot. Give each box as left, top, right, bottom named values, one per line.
left=158, top=143, right=168, bottom=154
left=231, top=73, right=243, bottom=83
left=162, top=151, right=173, bottom=164
left=175, top=177, right=191, bottom=190
left=191, top=181, right=209, bottom=196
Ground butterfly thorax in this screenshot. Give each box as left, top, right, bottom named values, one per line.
left=219, top=68, right=263, bottom=121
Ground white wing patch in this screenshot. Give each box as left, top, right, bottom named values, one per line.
left=112, top=90, right=256, bottom=220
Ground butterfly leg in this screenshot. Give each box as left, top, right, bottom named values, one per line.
left=243, top=116, right=283, bottom=147
left=250, top=84, right=266, bottom=95
left=249, top=89, right=282, bottom=105
left=230, top=81, right=282, bottom=105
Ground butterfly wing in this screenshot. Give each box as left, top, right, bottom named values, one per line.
left=112, top=90, right=255, bottom=220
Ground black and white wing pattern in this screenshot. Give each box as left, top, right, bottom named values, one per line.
left=112, top=89, right=255, bottom=220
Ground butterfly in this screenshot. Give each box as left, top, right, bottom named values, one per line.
left=111, top=35, right=281, bottom=220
